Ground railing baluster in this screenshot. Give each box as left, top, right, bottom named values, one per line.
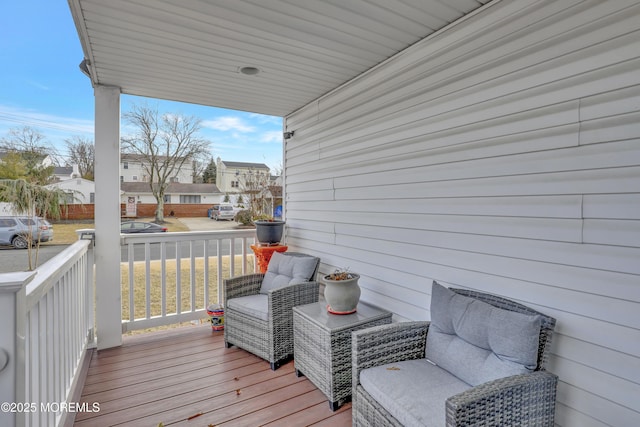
left=145, top=242, right=151, bottom=319
left=230, top=238, right=235, bottom=277
left=128, top=242, right=135, bottom=322
left=176, top=242, right=182, bottom=315
left=190, top=240, right=196, bottom=312
left=52, top=283, right=61, bottom=409
left=241, top=237, right=247, bottom=275
left=161, top=242, right=167, bottom=317
left=45, top=290, right=54, bottom=422
left=217, top=239, right=223, bottom=304
left=203, top=239, right=210, bottom=311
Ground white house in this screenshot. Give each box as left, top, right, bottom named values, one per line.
left=45, top=177, right=95, bottom=204
left=64, top=1, right=640, bottom=425
left=215, top=159, right=282, bottom=212
left=215, top=158, right=270, bottom=194
left=120, top=153, right=194, bottom=184
left=120, top=182, right=222, bottom=205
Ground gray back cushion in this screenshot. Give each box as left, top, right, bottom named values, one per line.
left=425, top=281, right=542, bottom=386
left=259, top=252, right=318, bottom=294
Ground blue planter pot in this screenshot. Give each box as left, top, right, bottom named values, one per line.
left=254, top=220, right=285, bottom=245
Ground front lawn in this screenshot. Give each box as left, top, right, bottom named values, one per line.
left=48, top=218, right=191, bottom=244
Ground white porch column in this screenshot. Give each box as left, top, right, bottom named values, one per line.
left=94, top=85, right=122, bottom=349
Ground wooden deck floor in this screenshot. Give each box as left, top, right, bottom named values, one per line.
left=73, top=325, right=351, bottom=426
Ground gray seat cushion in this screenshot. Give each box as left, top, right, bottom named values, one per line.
left=426, top=282, right=542, bottom=386
left=226, top=294, right=269, bottom=321
left=259, top=251, right=318, bottom=294
left=360, top=359, right=471, bottom=427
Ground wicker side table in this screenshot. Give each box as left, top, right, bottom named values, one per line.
left=293, top=301, right=392, bottom=410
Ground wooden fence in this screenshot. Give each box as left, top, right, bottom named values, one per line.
left=59, top=203, right=210, bottom=220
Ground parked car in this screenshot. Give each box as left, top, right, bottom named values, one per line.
left=120, top=221, right=168, bottom=233
left=210, top=204, right=235, bottom=221
left=0, top=216, right=54, bottom=249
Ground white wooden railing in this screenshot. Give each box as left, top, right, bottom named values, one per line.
left=120, top=229, right=257, bottom=332
left=0, top=238, right=94, bottom=427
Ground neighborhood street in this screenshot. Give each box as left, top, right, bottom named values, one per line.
left=0, top=245, right=68, bottom=273
left=0, top=217, right=245, bottom=273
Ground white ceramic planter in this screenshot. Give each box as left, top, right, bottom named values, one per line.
left=323, top=273, right=361, bottom=314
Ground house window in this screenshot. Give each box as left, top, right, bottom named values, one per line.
left=164, top=195, right=171, bottom=203
left=132, top=175, right=138, bottom=181
left=231, top=181, right=239, bottom=188
left=90, top=192, right=95, bottom=203
left=120, top=176, right=124, bottom=182
left=180, top=195, right=201, bottom=204
left=170, top=176, right=179, bottom=183
left=123, top=161, right=128, bottom=169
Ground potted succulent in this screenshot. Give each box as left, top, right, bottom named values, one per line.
left=322, top=268, right=361, bottom=314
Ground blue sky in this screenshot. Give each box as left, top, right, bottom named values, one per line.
left=0, top=1, right=284, bottom=170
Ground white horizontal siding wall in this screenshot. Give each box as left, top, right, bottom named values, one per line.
left=284, top=1, right=640, bottom=426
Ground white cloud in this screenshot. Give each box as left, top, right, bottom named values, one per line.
left=0, top=104, right=94, bottom=135
left=260, top=130, right=282, bottom=144
left=202, top=116, right=255, bottom=132
left=26, top=80, right=50, bottom=91
left=248, top=113, right=282, bottom=126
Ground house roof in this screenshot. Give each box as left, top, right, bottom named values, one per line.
left=220, top=161, right=269, bottom=170
left=68, top=0, right=491, bottom=117
left=45, top=177, right=95, bottom=188
left=120, top=182, right=221, bottom=194
left=54, top=166, right=73, bottom=175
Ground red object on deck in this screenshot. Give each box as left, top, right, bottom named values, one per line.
left=250, top=244, right=288, bottom=273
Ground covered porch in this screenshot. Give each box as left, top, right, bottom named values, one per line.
left=1, top=1, right=638, bottom=426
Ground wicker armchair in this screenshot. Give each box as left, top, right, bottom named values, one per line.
left=352, top=286, right=558, bottom=426
left=223, top=252, right=320, bottom=370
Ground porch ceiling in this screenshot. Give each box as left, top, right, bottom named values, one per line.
left=68, top=0, right=490, bottom=117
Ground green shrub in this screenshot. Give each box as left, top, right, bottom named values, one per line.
left=235, top=209, right=253, bottom=225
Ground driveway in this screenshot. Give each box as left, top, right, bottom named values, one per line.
left=177, top=217, right=242, bottom=231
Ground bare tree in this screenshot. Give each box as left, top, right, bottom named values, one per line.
left=239, top=168, right=272, bottom=218
left=121, top=104, right=211, bottom=223
left=0, top=126, right=60, bottom=183
left=65, top=136, right=95, bottom=180
left=1, top=126, right=47, bottom=153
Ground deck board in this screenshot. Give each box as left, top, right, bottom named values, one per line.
left=74, top=325, right=351, bottom=426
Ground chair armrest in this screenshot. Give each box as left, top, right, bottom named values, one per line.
left=446, top=371, right=558, bottom=427
left=269, top=281, right=320, bottom=317
left=223, top=273, right=265, bottom=304
left=352, top=321, right=429, bottom=388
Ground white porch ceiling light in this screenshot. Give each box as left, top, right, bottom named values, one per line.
left=239, top=66, right=260, bottom=75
